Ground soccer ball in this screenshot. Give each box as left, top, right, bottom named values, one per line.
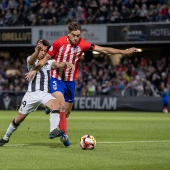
left=80, top=135, right=96, bottom=150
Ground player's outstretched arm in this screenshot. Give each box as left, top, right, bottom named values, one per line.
left=52, top=62, right=75, bottom=70
left=94, top=45, right=139, bottom=55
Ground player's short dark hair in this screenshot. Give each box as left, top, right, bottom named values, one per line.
left=37, top=39, right=50, bottom=50
left=67, top=21, right=82, bottom=32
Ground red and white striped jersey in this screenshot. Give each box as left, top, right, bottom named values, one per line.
left=48, top=36, right=95, bottom=81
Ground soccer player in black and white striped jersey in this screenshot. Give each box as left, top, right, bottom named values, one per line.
left=0, top=39, right=75, bottom=146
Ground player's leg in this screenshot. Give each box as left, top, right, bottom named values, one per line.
left=51, top=91, right=67, bottom=133
left=45, top=98, right=64, bottom=138
left=160, top=83, right=169, bottom=113
left=65, top=102, right=73, bottom=118
left=0, top=92, right=32, bottom=146
left=0, top=113, right=28, bottom=146
left=59, top=102, right=73, bottom=147
left=162, top=97, right=169, bottom=113
left=49, top=78, right=67, bottom=133
left=46, top=92, right=69, bottom=145
left=1, top=91, right=45, bottom=146
left=64, top=80, right=76, bottom=118
left=49, top=78, right=75, bottom=146
left=59, top=81, right=75, bottom=146
left=51, top=90, right=70, bottom=146
left=45, top=77, right=65, bottom=115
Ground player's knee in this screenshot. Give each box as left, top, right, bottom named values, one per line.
left=49, top=101, right=60, bottom=111
left=59, top=103, right=66, bottom=112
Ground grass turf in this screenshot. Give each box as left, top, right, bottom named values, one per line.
left=0, top=110, right=170, bottom=170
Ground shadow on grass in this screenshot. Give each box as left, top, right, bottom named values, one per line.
left=28, top=142, right=63, bottom=148
left=4, top=142, right=76, bottom=148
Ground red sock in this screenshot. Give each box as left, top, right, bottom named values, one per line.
left=59, top=112, right=67, bottom=135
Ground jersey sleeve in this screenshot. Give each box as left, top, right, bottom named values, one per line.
left=48, top=41, right=60, bottom=57
left=82, top=39, right=96, bottom=51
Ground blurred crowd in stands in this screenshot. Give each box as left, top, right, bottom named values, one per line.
left=0, top=0, right=170, bottom=27
left=0, top=53, right=170, bottom=97
left=75, top=54, right=170, bottom=97
left=0, top=56, right=28, bottom=93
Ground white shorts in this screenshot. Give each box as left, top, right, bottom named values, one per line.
left=18, top=91, right=56, bottom=114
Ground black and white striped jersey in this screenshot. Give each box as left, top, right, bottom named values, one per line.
left=27, top=56, right=55, bottom=93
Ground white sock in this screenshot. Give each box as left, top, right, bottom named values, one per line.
left=49, top=112, right=60, bottom=132
left=3, top=122, right=18, bottom=140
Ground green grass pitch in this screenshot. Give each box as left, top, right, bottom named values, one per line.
left=0, top=110, right=170, bottom=170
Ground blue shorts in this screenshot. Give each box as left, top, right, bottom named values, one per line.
left=50, top=77, right=76, bottom=103
left=162, top=96, right=170, bottom=106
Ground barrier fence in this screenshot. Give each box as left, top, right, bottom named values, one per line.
left=0, top=93, right=163, bottom=112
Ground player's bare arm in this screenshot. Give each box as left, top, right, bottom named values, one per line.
left=25, top=53, right=51, bottom=81
left=25, top=61, right=75, bottom=81
left=34, top=53, right=51, bottom=70
left=94, top=45, right=138, bottom=55
left=51, top=62, right=75, bottom=70
left=28, top=40, right=43, bottom=65
left=25, top=70, right=37, bottom=81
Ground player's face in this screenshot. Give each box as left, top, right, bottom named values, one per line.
left=38, top=46, right=48, bottom=60
left=68, top=30, right=81, bottom=45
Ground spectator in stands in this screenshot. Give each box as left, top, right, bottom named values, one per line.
left=1, top=0, right=8, bottom=10
left=87, top=79, right=96, bottom=96
left=144, top=80, right=156, bottom=96
left=67, top=7, right=77, bottom=22
left=161, top=72, right=168, bottom=85
left=77, top=2, right=88, bottom=24
left=11, top=9, right=19, bottom=26
left=4, top=10, right=12, bottom=26
left=157, top=3, right=169, bottom=21
left=0, top=74, right=5, bottom=93
left=148, top=4, right=159, bottom=22
left=108, top=6, right=121, bottom=23
left=98, top=4, right=108, bottom=23
left=27, top=10, right=36, bottom=25
left=120, top=5, right=131, bottom=23
left=140, top=4, right=149, bottom=22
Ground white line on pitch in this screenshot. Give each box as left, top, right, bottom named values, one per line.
left=3, top=140, right=170, bottom=147
left=98, top=140, right=170, bottom=144
left=4, top=144, right=29, bottom=147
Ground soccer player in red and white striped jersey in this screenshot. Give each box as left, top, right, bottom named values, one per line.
left=26, top=21, right=138, bottom=147
left=49, top=35, right=93, bottom=81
